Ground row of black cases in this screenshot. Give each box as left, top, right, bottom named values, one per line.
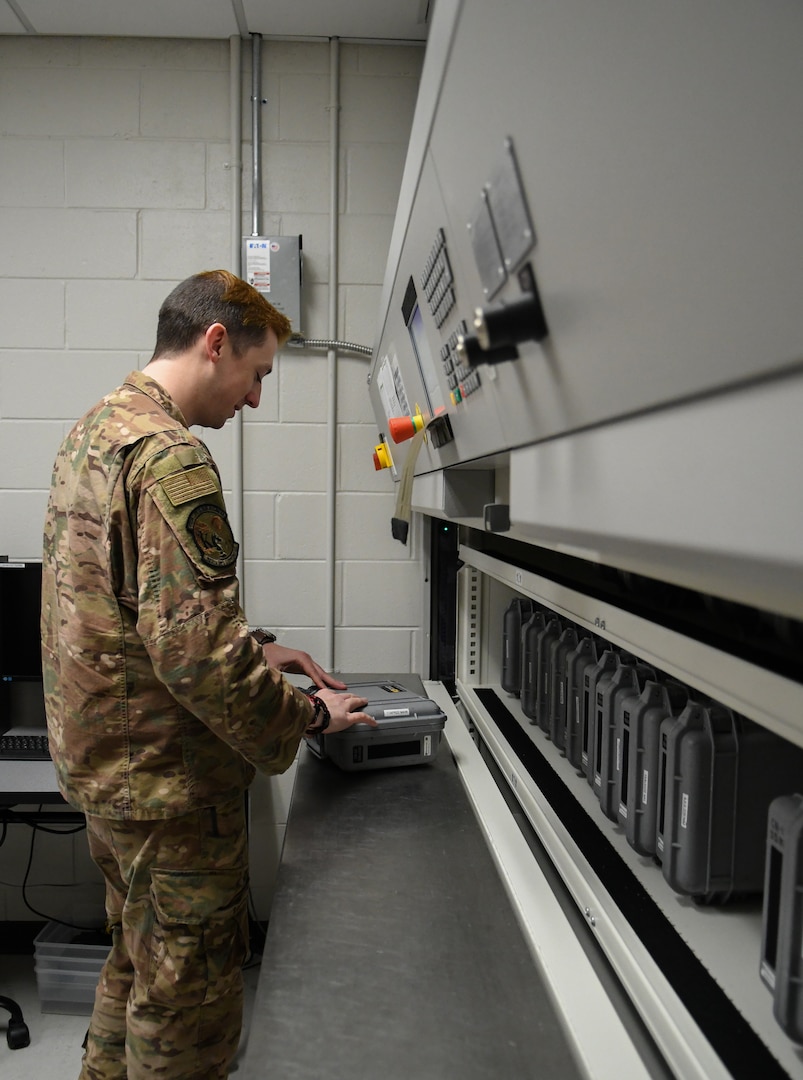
left=503, top=597, right=803, bottom=1043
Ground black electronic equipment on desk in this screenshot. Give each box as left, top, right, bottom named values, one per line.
left=1, top=682, right=49, bottom=761
left=0, top=559, right=42, bottom=681
left=0, top=559, right=62, bottom=804
left=0, top=559, right=49, bottom=763
left=1, top=560, right=62, bottom=1053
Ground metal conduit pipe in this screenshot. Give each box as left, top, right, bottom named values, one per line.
left=229, top=34, right=245, bottom=587
left=287, top=336, right=372, bottom=357
left=234, top=31, right=263, bottom=600
left=325, top=37, right=341, bottom=670
left=250, top=33, right=263, bottom=239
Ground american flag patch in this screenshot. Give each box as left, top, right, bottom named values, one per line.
left=160, top=465, right=219, bottom=506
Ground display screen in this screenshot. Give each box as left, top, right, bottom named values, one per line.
left=0, top=561, right=43, bottom=680
left=402, top=277, right=445, bottom=416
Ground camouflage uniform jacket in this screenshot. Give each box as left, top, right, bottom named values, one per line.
left=41, top=369, right=313, bottom=820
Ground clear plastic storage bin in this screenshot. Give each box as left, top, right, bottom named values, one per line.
left=34, top=920, right=111, bottom=1015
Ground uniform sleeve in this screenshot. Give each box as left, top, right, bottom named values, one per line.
left=132, top=443, right=313, bottom=775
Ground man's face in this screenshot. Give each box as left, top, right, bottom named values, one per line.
left=203, top=327, right=278, bottom=429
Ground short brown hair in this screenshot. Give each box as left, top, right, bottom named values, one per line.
left=151, top=269, right=293, bottom=359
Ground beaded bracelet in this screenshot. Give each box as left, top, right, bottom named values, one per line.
left=304, top=691, right=331, bottom=736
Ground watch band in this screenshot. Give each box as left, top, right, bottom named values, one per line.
left=251, top=628, right=277, bottom=646
left=304, top=691, right=331, bottom=736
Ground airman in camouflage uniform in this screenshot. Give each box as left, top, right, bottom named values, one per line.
left=40, top=270, right=373, bottom=1079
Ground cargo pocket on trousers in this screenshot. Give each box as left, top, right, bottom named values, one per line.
left=147, top=868, right=249, bottom=1008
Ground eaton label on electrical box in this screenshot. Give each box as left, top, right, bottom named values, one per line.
left=244, top=238, right=271, bottom=292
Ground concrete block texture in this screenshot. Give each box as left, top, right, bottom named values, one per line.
left=243, top=422, right=328, bottom=493
left=65, top=139, right=207, bottom=209
left=352, top=43, right=425, bottom=78
left=276, top=492, right=328, bottom=560
left=0, top=279, right=64, bottom=349
left=67, top=279, right=177, bottom=351
left=336, top=352, right=378, bottom=424
left=261, top=141, right=331, bottom=215
left=245, top=559, right=331, bottom=629
left=140, top=210, right=231, bottom=280
left=243, top=491, right=277, bottom=559
left=276, top=352, right=329, bottom=424
left=342, top=560, right=422, bottom=626
left=334, top=627, right=417, bottom=674
left=0, top=138, right=65, bottom=207
left=0, top=66, right=140, bottom=137
left=0, top=208, right=137, bottom=278
left=140, top=69, right=229, bottom=139
left=278, top=73, right=330, bottom=143
left=0, top=489, right=50, bottom=559
left=335, top=492, right=410, bottom=561
left=346, top=143, right=409, bottom=215
left=340, top=73, right=421, bottom=143
left=338, top=424, right=392, bottom=493
left=0, top=354, right=136, bottom=421
left=339, top=214, right=396, bottom=284
left=0, top=420, right=68, bottom=487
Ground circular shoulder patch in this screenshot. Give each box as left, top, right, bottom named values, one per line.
left=187, top=503, right=238, bottom=569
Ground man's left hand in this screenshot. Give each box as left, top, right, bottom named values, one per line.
left=259, top=643, right=347, bottom=690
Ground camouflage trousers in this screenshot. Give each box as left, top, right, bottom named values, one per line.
left=80, top=796, right=250, bottom=1080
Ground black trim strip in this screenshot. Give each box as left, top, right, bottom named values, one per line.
left=474, top=687, right=789, bottom=1080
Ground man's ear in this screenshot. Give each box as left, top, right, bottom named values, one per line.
left=205, top=322, right=227, bottom=362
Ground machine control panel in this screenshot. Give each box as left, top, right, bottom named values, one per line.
left=370, top=0, right=803, bottom=487
left=421, top=228, right=456, bottom=329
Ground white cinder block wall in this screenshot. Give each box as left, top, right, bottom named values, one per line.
left=0, top=35, right=423, bottom=920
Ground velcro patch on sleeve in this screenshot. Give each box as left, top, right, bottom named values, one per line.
left=186, top=504, right=239, bottom=570
left=159, top=465, right=219, bottom=507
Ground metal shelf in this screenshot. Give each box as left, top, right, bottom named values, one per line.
left=460, top=545, right=803, bottom=752
left=449, top=546, right=803, bottom=1078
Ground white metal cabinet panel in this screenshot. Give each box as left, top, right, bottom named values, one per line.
left=371, top=0, right=803, bottom=471
left=508, top=370, right=803, bottom=620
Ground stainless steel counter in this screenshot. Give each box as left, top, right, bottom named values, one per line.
left=242, top=685, right=581, bottom=1080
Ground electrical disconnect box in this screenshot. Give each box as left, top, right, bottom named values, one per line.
left=242, top=235, right=302, bottom=331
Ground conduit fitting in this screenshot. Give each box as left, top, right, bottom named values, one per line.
left=286, top=334, right=372, bottom=357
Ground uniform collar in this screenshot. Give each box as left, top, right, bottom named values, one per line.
left=123, top=369, right=189, bottom=428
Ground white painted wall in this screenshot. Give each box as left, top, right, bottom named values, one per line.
left=0, top=34, right=423, bottom=919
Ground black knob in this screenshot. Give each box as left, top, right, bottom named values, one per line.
left=474, top=283, right=549, bottom=350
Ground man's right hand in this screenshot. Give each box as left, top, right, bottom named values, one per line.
left=310, top=689, right=376, bottom=735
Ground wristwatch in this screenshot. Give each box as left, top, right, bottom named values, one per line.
left=251, top=628, right=277, bottom=646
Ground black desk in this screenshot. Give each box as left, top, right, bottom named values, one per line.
left=242, top=707, right=580, bottom=1079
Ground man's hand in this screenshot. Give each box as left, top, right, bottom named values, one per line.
left=311, top=689, right=377, bottom=734
left=260, top=643, right=347, bottom=690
